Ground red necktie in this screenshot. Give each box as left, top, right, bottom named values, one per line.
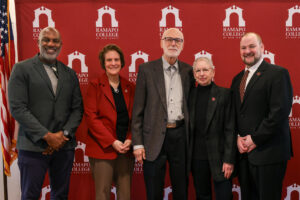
left=239, top=70, right=249, bottom=102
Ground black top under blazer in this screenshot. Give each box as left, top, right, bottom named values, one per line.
left=189, top=82, right=236, bottom=181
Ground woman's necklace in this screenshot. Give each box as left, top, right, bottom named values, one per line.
left=113, top=87, right=119, bottom=93
left=109, top=77, right=120, bottom=94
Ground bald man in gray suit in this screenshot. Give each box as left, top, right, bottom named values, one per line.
left=8, top=27, right=83, bottom=200
left=132, top=28, right=192, bottom=200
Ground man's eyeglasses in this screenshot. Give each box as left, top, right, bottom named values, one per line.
left=162, top=37, right=184, bottom=44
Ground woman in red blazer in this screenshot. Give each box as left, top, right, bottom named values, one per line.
left=84, top=44, right=135, bottom=200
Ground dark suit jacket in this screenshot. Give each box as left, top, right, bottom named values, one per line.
left=231, top=60, right=293, bottom=165
left=131, top=58, right=192, bottom=162
left=8, top=54, right=83, bottom=152
left=84, top=73, right=135, bottom=159
left=189, top=82, right=236, bottom=181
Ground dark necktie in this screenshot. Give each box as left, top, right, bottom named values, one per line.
left=168, top=66, right=176, bottom=79
left=51, top=65, right=59, bottom=78
left=239, top=70, right=249, bottom=102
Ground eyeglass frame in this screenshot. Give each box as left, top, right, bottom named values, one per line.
left=162, top=37, right=184, bottom=44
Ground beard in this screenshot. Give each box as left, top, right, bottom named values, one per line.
left=39, top=44, right=61, bottom=62
left=242, top=53, right=261, bottom=67
left=162, top=44, right=182, bottom=58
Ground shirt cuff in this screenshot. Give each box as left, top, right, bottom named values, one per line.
left=133, top=145, right=144, bottom=150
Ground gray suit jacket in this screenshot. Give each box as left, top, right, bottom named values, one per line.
left=131, top=57, right=192, bottom=161
left=8, top=54, right=83, bottom=152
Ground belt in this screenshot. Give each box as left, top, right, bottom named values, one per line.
left=166, top=119, right=184, bottom=129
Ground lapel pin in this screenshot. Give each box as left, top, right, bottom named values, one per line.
left=212, top=97, right=216, bottom=101
left=125, top=89, right=128, bottom=93
left=256, top=72, right=261, bottom=76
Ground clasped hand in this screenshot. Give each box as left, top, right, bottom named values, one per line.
left=43, top=131, right=69, bottom=155
left=112, top=139, right=131, bottom=154
left=237, top=135, right=256, bottom=154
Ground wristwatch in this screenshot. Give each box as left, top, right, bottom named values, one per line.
left=63, top=130, right=71, bottom=139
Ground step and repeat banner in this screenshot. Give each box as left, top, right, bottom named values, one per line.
left=13, top=0, right=300, bottom=199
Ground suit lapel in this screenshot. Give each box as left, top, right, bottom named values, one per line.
left=234, top=71, right=244, bottom=108
left=32, top=55, right=55, bottom=97
left=152, top=59, right=167, bottom=113
left=189, top=83, right=197, bottom=134
left=55, top=61, right=64, bottom=99
left=204, top=83, right=219, bottom=134
left=242, top=61, right=267, bottom=104
left=100, top=74, right=116, bottom=109
left=178, top=61, right=189, bottom=100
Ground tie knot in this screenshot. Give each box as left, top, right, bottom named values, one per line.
left=169, top=65, right=175, bottom=70
left=167, top=66, right=176, bottom=78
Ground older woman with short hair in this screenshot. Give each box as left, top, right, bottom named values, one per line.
left=189, top=57, right=236, bottom=200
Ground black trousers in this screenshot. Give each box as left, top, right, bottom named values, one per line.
left=143, top=125, right=187, bottom=200
left=192, top=159, right=232, bottom=200
left=238, top=155, right=287, bottom=200
left=18, top=149, right=74, bottom=200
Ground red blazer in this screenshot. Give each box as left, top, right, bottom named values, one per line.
left=84, top=73, right=135, bottom=159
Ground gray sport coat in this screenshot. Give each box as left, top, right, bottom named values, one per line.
left=8, top=54, right=83, bottom=152
left=131, top=57, right=192, bottom=162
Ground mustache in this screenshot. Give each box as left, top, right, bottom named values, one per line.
left=168, top=48, right=178, bottom=51
left=45, top=47, right=58, bottom=51
left=243, top=53, right=254, bottom=57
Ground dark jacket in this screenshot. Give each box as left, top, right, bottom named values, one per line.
left=189, top=82, right=236, bottom=181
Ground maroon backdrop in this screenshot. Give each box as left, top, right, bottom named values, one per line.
left=15, top=0, right=300, bottom=199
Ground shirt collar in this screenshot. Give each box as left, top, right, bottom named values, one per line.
left=162, top=56, right=178, bottom=71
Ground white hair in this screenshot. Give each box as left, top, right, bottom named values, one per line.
left=193, top=57, right=215, bottom=70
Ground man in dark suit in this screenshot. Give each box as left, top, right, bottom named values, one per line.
left=189, top=57, right=236, bottom=200
left=8, top=27, right=83, bottom=200
left=131, top=28, right=192, bottom=200
left=231, top=32, right=293, bottom=200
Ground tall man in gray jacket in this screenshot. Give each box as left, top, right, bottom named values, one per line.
left=132, top=28, right=192, bottom=200
left=8, top=27, right=83, bottom=200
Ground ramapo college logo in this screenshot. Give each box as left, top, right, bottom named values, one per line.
left=128, top=50, right=149, bottom=83
left=194, top=50, right=213, bottom=60
left=159, top=5, right=183, bottom=37
left=286, top=5, right=300, bottom=39
left=289, top=95, right=300, bottom=129
left=72, top=141, right=90, bottom=174
left=262, top=50, right=275, bottom=64
left=32, top=6, right=55, bottom=39
left=232, top=184, right=241, bottom=200
left=67, top=51, right=89, bottom=85
left=133, top=160, right=143, bottom=174
left=223, top=5, right=246, bottom=39
left=40, top=185, right=50, bottom=200
left=95, top=5, right=119, bottom=39
left=284, top=183, right=300, bottom=200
